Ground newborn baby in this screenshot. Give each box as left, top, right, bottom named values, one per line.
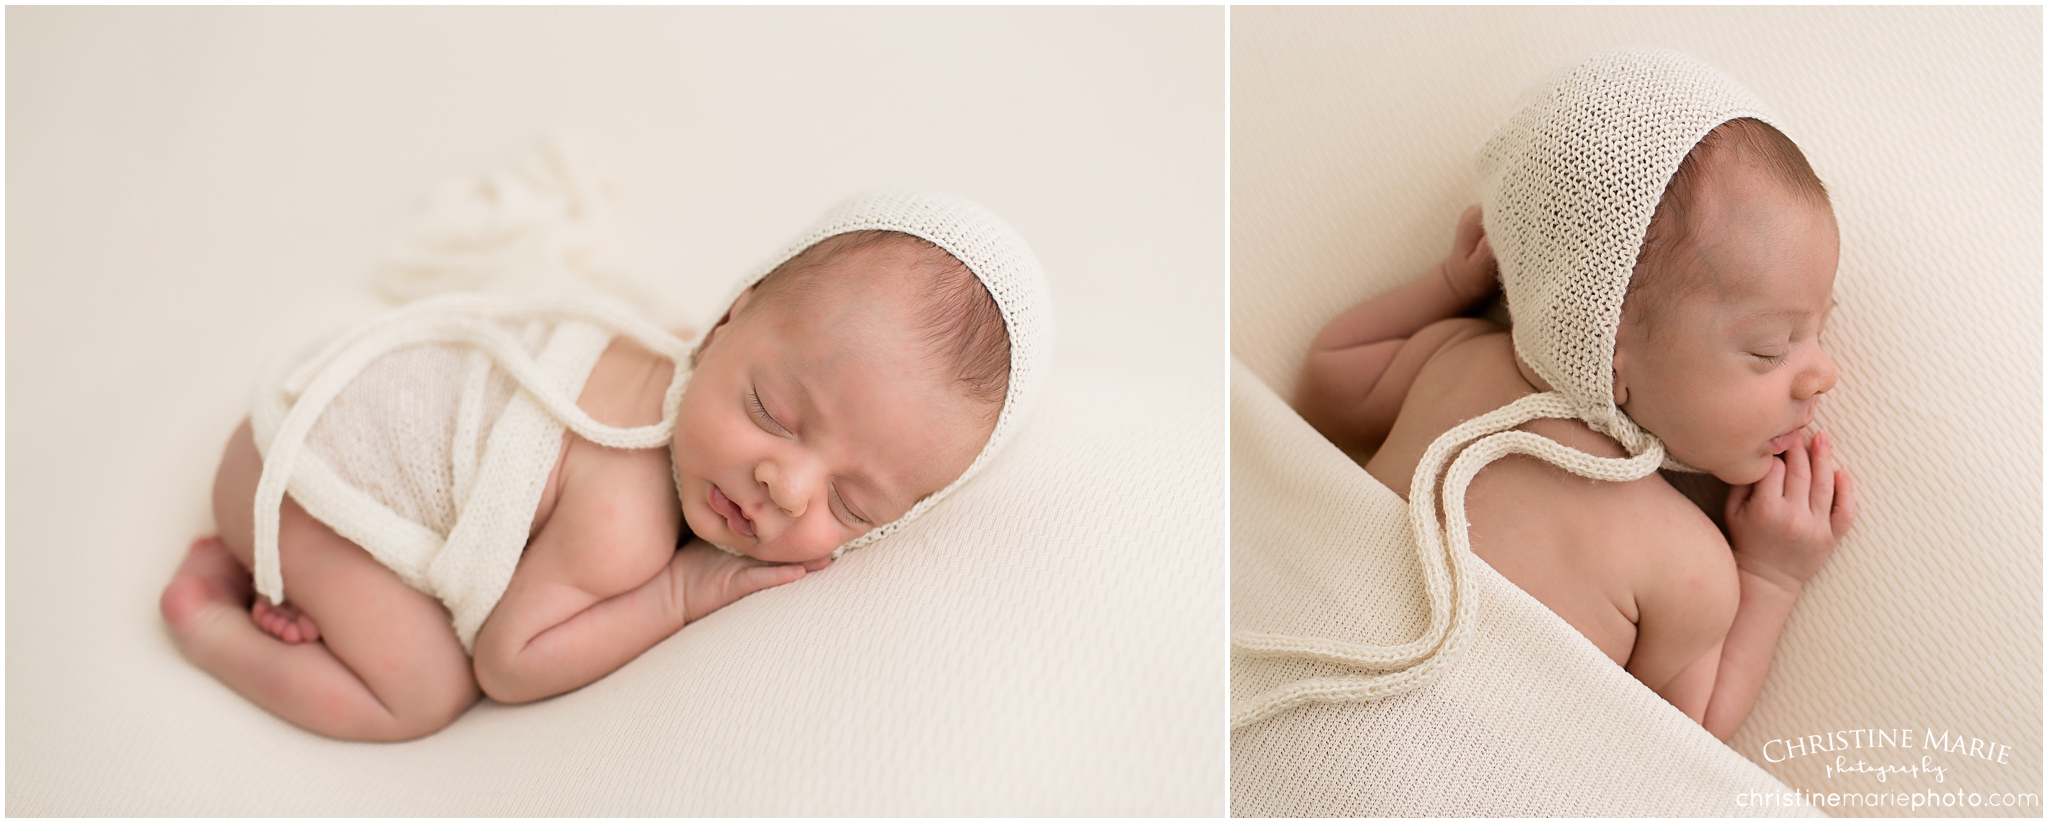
left=160, top=190, right=1047, bottom=741
left=1296, top=57, right=1855, bottom=740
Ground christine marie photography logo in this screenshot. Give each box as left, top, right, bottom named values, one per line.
left=1734, top=727, right=2037, bottom=811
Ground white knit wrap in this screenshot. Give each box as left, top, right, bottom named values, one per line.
left=1234, top=49, right=1777, bottom=726
left=249, top=297, right=698, bottom=652
left=703, top=188, right=1054, bottom=558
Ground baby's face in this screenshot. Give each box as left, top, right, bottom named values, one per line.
left=1614, top=160, right=1840, bottom=486
left=672, top=250, right=996, bottom=563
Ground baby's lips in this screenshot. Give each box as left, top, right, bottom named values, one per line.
left=708, top=485, right=756, bottom=538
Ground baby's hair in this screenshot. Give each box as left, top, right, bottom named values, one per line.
left=1628, top=118, right=1831, bottom=330
left=752, top=230, right=1011, bottom=414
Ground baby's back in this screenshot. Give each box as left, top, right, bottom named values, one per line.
left=1366, top=320, right=1736, bottom=679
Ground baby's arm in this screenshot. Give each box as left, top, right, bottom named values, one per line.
left=1635, top=432, right=1856, bottom=739
left=473, top=543, right=820, bottom=704
left=1699, top=431, right=1856, bottom=739
left=471, top=465, right=823, bottom=704
left=1296, top=206, right=1500, bottom=453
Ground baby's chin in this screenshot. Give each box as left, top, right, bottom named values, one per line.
left=678, top=507, right=743, bottom=555
left=1709, top=452, right=1780, bottom=487
left=1660, top=439, right=1773, bottom=487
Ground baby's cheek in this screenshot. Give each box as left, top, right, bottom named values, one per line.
left=811, top=522, right=852, bottom=560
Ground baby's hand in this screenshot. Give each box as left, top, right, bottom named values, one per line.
left=1437, top=205, right=1500, bottom=304
left=1725, top=431, right=1858, bottom=593
left=670, top=541, right=831, bottom=625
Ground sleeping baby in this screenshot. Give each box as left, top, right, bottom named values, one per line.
left=1294, top=50, right=1855, bottom=740
left=159, top=189, right=1051, bottom=741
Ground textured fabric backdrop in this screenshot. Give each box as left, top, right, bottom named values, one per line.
left=6, top=7, right=1225, bottom=815
left=1232, top=6, right=2039, bottom=817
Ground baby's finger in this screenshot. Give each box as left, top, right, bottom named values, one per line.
left=1470, top=233, right=1495, bottom=268
left=1455, top=205, right=1484, bottom=254
left=1757, top=453, right=1787, bottom=502
left=1725, top=480, right=1753, bottom=522
left=799, top=556, right=834, bottom=572
left=1831, top=468, right=1859, bottom=538
left=1809, top=431, right=1837, bottom=516
left=1782, top=431, right=1812, bottom=501
left=732, top=563, right=807, bottom=598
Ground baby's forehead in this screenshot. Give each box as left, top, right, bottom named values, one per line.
left=745, top=275, right=950, bottom=380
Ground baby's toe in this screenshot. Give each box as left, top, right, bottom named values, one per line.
left=160, top=577, right=216, bottom=630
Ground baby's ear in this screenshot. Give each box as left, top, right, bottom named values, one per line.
left=703, top=286, right=757, bottom=344
left=1611, top=322, right=1634, bottom=406
left=727, top=285, right=757, bottom=318
left=692, top=286, right=757, bottom=369
left=1611, top=341, right=1633, bottom=408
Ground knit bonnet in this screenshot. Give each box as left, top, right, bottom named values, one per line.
left=1479, top=48, right=1774, bottom=458
left=1232, top=49, right=1783, bottom=727
left=699, top=188, right=1054, bottom=557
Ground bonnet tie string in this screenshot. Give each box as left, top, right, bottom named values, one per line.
left=250, top=295, right=694, bottom=607
left=1230, top=391, right=1665, bottom=728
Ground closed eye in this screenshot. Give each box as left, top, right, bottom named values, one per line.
left=830, top=484, right=873, bottom=528
left=748, top=387, right=789, bottom=435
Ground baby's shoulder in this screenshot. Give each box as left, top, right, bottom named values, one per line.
left=1499, top=418, right=1733, bottom=570
left=525, top=441, right=681, bottom=597
left=1403, top=322, right=1527, bottom=416
left=1566, top=449, right=1736, bottom=610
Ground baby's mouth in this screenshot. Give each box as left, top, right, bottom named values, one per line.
left=709, top=485, right=756, bottom=539
left=1767, top=425, right=1809, bottom=455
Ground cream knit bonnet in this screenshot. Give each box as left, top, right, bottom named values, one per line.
left=702, top=188, right=1055, bottom=558
left=1233, top=49, right=1777, bottom=727
left=1483, top=48, right=1775, bottom=455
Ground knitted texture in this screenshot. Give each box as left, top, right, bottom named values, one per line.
left=1480, top=48, right=1773, bottom=452
left=1229, top=364, right=1813, bottom=816
left=373, top=135, right=699, bottom=333
left=1232, top=391, right=1665, bottom=726
left=1232, top=48, right=1764, bottom=723
left=1230, top=9, right=2040, bottom=814
left=707, top=188, right=1054, bottom=557
left=249, top=296, right=697, bottom=650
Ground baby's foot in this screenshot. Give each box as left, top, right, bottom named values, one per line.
left=251, top=594, right=321, bottom=644
left=160, top=535, right=253, bottom=640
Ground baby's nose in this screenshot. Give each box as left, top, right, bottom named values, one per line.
left=1798, top=349, right=1840, bottom=399
left=756, top=462, right=808, bottom=518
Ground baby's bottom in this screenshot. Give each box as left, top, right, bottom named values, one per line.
left=159, top=420, right=478, bottom=741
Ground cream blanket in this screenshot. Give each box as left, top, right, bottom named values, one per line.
left=1231, top=361, right=1819, bottom=816
left=1233, top=6, right=2039, bottom=817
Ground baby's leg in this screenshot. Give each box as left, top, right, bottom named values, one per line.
left=162, top=420, right=478, bottom=741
